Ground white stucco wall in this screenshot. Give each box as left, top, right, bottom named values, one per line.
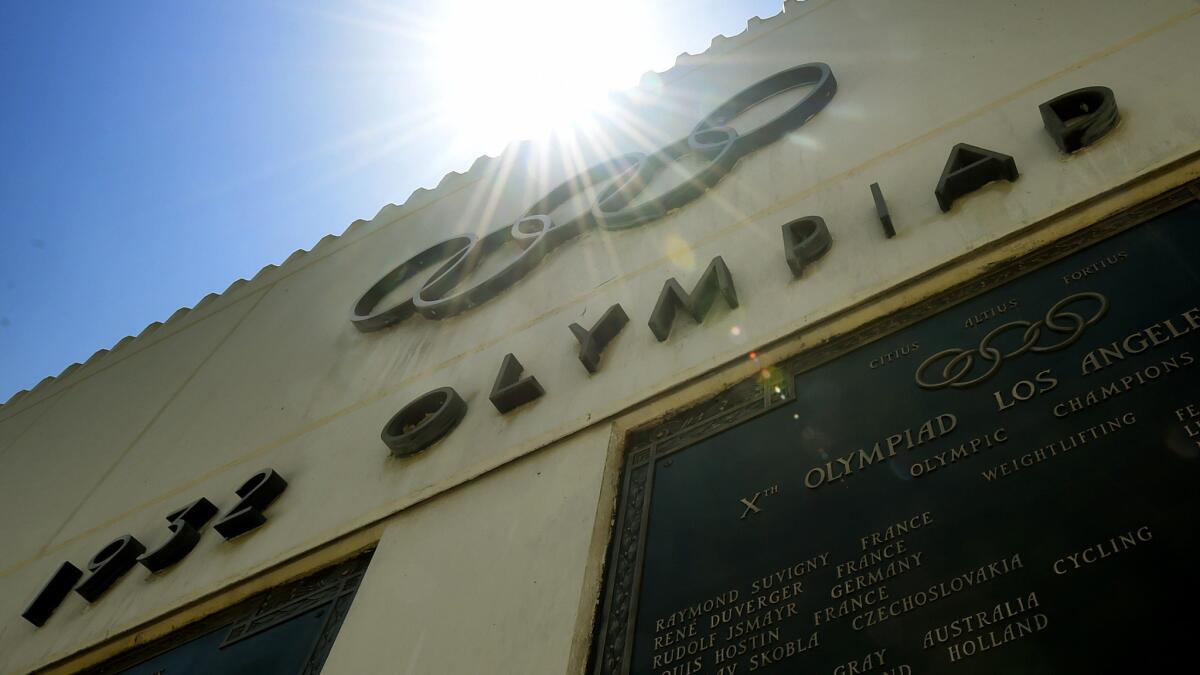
left=1, top=0, right=1199, bottom=672
left=319, top=424, right=614, bottom=675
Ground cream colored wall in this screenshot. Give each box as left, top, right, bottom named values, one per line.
left=1, top=0, right=1199, bottom=673
left=319, top=424, right=615, bottom=675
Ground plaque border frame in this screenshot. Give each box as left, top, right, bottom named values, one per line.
left=589, top=176, right=1200, bottom=675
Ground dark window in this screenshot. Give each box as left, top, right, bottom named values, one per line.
left=85, top=550, right=372, bottom=675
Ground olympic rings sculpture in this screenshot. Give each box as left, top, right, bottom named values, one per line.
left=914, top=291, right=1109, bottom=390
left=351, top=62, right=837, bottom=332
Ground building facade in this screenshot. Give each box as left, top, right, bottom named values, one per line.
left=2, top=0, right=1200, bottom=673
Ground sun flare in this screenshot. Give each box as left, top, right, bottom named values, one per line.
left=429, top=0, right=656, bottom=153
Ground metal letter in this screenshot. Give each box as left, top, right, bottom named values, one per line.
left=213, top=469, right=288, bottom=540
left=569, top=304, right=629, bottom=374
left=380, top=387, right=468, bottom=456
left=22, top=562, right=83, bottom=627
left=137, top=497, right=219, bottom=572
left=869, top=184, right=895, bottom=238
left=75, top=535, right=146, bottom=603
left=489, top=353, right=544, bottom=414
left=782, top=216, right=833, bottom=276
left=1040, top=86, right=1119, bottom=154
left=648, top=256, right=739, bottom=342
left=934, top=143, right=1019, bottom=212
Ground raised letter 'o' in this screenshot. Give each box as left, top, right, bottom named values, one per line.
left=381, top=387, right=468, bottom=456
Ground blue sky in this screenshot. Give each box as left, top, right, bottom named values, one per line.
left=0, top=0, right=781, bottom=401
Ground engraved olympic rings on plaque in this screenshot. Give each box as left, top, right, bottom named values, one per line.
left=914, top=291, right=1108, bottom=390
left=351, top=62, right=838, bottom=332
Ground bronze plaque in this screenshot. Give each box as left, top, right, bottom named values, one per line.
left=593, top=193, right=1200, bottom=675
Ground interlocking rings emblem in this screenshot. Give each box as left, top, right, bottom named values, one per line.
left=351, top=63, right=837, bottom=331
left=914, top=291, right=1109, bottom=390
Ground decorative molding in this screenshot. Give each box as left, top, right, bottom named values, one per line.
left=594, top=462, right=650, bottom=675
left=220, top=556, right=367, bottom=648
left=594, top=365, right=787, bottom=675
left=627, top=375, right=786, bottom=461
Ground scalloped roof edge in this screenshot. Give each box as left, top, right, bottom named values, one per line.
left=0, top=0, right=813, bottom=412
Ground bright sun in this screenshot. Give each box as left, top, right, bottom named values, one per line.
left=429, top=0, right=656, bottom=154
